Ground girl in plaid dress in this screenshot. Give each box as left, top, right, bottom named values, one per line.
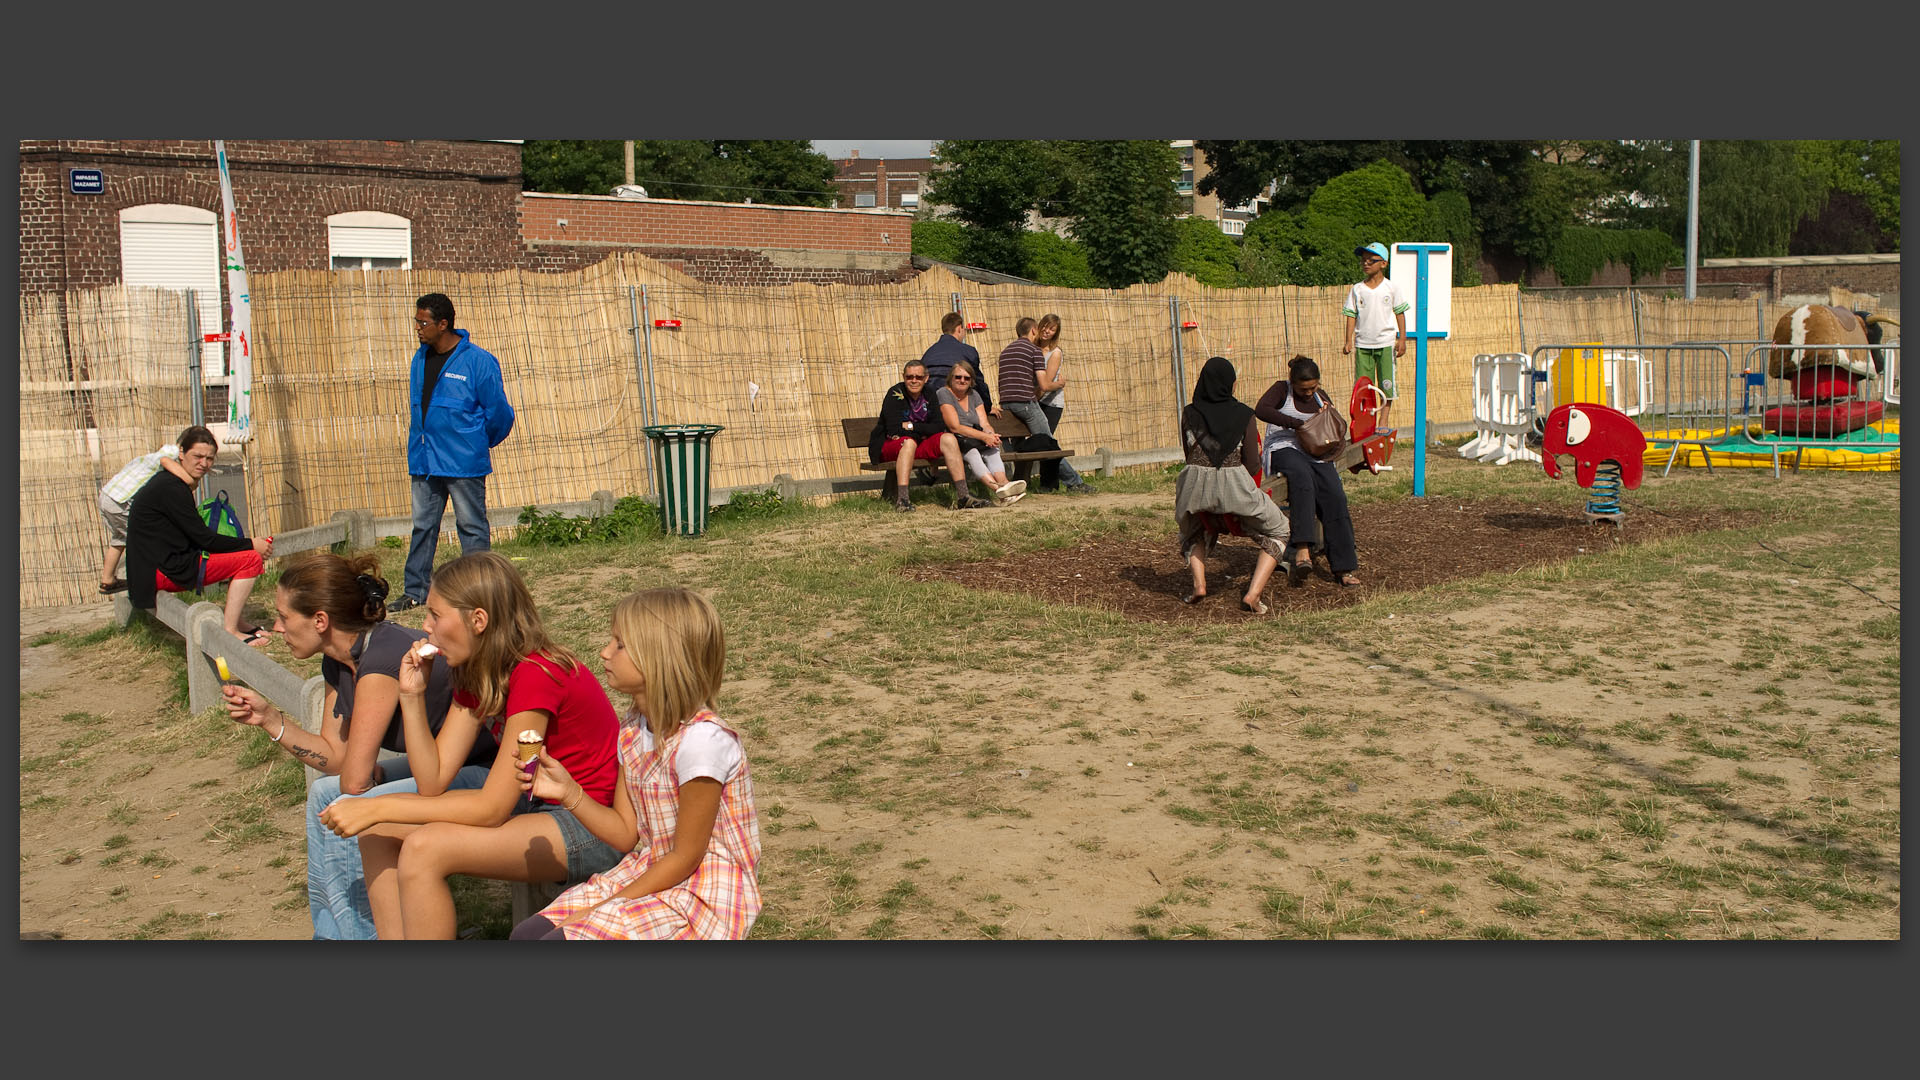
left=510, top=588, right=762, bottom=940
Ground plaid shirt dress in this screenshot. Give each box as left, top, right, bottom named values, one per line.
left=539, top=710, right=762, bottom=939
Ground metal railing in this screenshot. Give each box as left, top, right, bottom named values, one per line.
left=1738, top=342, right=1901, bottom=474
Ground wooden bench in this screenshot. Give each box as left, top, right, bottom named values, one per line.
left=842, top=413, right=1073, bottom=500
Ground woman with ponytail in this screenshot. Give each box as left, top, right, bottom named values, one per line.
left=221, top=552, right=495, bottom=939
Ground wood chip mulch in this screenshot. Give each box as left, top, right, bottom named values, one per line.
left=900, top=497, right=1767, bottom=624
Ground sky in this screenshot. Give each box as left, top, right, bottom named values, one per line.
left=811, top=140, right=934, bottom=160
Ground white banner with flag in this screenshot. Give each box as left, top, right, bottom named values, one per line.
left=214, top=140, right=253, bottom=442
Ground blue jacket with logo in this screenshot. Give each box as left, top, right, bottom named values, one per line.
left=408, top=329, right=515, bottom=477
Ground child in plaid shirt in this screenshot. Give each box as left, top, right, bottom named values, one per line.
left=511, top=588, right=762, bottom=940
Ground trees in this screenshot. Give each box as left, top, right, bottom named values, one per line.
left=924, top=140, right=1060, bottom=277
left=1600, top=140, right=1831, bottom=258
left=925, top=139, right=1183, bottom=286
left=519, top=140, right=836, bottom=206
left=1169, top=217, right=1242, bottom=288
left=1794, top=139, right=1899, bottom=252
left=1062, top=141, right=1183, bottom=288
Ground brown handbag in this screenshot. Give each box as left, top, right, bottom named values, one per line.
left=1297, top=392, right=1349, bottom=460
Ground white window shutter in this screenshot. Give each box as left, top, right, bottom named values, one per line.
left=119, top=205, right=223, bottom=374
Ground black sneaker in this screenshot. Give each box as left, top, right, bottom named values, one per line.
left=1067, top=482, right=1099, bottom=495
left=389, top=595, right=422, bottom=611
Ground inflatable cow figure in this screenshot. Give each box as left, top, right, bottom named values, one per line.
left=1540, top=402, right=1646, bottom=526
left=1764, top=305, right=1900, bottom=438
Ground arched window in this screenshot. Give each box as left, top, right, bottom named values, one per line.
left=119, top=203, right=223, bottom=373
left=327, top=210, right=412, bottom=270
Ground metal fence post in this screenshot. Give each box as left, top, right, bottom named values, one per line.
left=951, top=292, right=962, bottom=316
left=186, top=289, right=204, bottom=428
left=629, top=285, right=659, bottom=501
left=1515, top=288, right=1527, bottom=359
left=1169, top=297, right=1187, bottom=411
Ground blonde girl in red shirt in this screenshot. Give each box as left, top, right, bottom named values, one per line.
left=510, top=587, right=762, bottom=940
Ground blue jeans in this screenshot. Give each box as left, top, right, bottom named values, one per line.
left=306, top=759, right=492, bottom=940
left=404, top=475, right=492, bottom=602
left=1002, top=400, right=1084, bottom=487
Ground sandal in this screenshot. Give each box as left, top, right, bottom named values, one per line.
left=1287, top=559, right=1311, bottom=587
left=98, top=580, right=127, bottom=595
left=1338, top=573, right=1362, bottom=588
left=238, top=627, right=273, bottom=649
left=1182, top=592, right=1206, bottom=605
left=1240, top=597, right=1270, bottom=615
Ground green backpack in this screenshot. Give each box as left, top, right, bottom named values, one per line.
left=199, top=490, right=245, bottom=554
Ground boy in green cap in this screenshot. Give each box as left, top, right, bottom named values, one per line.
left=1341, top=241, right=1407, bottom=430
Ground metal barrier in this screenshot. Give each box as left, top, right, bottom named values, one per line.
left=1532, top=343, right=1738, bottom=476
left=1739, top=342, right=1901, bottom=474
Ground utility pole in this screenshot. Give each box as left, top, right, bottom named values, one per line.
left=1685, top=139, right=1700, bottom=301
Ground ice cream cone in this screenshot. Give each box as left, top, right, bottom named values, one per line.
left=516, top=729, right=544, bottom=765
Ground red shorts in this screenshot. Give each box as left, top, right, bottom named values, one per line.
left=157, top=548, right=264, bottom=592
left=882, top=433, right=948, bottom=461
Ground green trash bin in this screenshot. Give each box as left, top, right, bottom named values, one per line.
left=642, top=424, right=725, bottom=537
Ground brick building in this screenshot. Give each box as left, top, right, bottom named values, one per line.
left=20, top=139, right=919, bottom=303
left=19, top=139, right=527, bottom=296
left=829, top=150, right=934, bottom=212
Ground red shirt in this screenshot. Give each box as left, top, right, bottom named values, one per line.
left=458, top=652, right=621, bottom=808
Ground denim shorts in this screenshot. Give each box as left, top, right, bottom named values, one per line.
left=513, top=796, right=625, bottom=884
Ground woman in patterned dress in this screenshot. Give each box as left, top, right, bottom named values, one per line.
left=1174, top=355, right=1289, bottom=615
left=510, top=588, right=762, bottom=940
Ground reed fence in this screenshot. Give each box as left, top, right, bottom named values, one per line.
left=20, top=252, right=1887, bottom=608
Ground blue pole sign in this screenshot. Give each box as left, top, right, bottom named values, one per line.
left=1390, top=242, right=1452, bottom=498
left=69, top=169, right=105, bottom=195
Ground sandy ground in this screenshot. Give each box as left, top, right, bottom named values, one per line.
left=17, top=483, right=1901, bottom=940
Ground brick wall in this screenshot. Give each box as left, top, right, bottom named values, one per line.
left=1656, top=261, right=1901, bottom=303
left=524, top=244, right=919, bottom=286
left=17, top=140, right=524, bottom=295
left=519, top=192, right=915, bottom=285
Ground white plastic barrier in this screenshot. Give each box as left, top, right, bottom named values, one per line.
left=1458, top=354, right=1498, bottom=459
left=1460, top=353, right=1540, bottom=465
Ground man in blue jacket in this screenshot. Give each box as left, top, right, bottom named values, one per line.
left=392, top=293, right=515, bottom=611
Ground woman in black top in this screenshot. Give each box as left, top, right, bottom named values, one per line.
left=870, top=359, right=988, bottom=512
left=123, top=426, right=276, bottom=643
left=1253, top=355, right=1361, bottom=587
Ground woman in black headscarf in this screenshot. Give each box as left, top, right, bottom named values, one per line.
left=1174, top=356, right=1290, bottom=614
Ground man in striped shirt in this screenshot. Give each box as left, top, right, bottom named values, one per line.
left=96, top=433, right=195, bottom=594
left=996, top=318, right=1095, bottom=493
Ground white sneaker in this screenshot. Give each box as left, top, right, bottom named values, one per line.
left=999, top=490, right=1027, bottom=506
left=995, top=480, right=1027, bottom=500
